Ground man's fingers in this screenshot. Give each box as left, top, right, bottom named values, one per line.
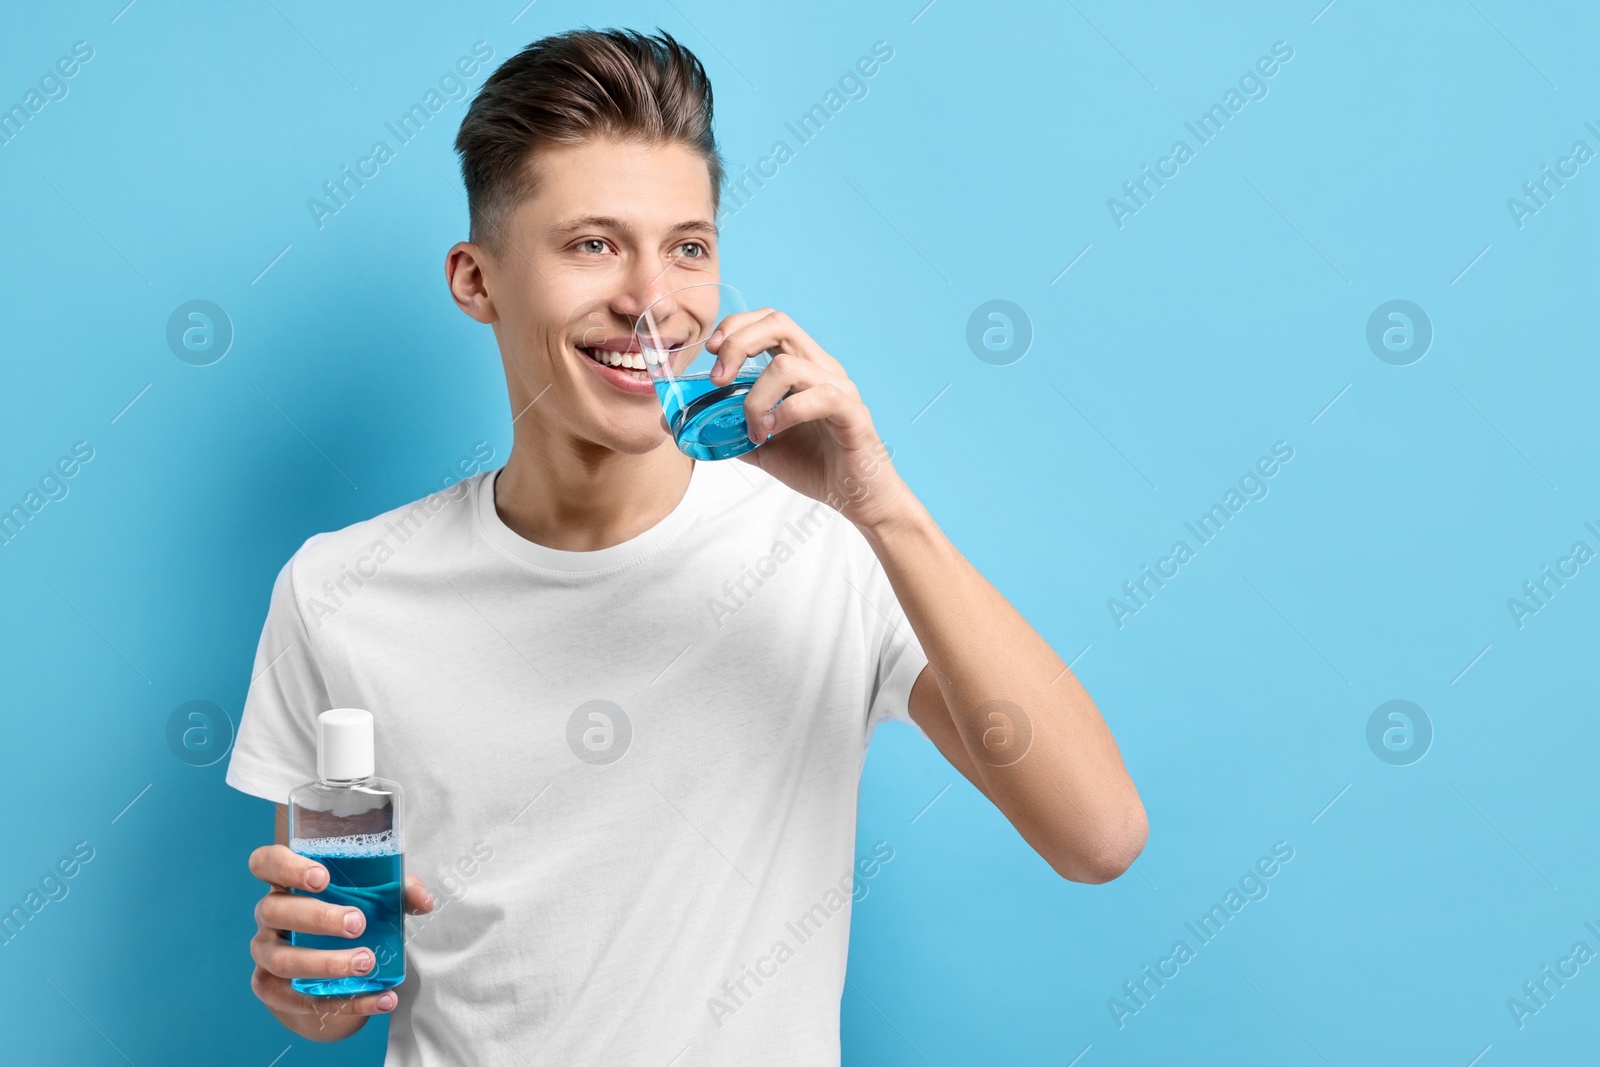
left=256, top=892, right=365, bottom=938
left=707, top=311, right=788, bottom=382
left=249, top=843, right=328, bottom=892
left=741, top=352, right=825, bottom=429
left=251, top=966, right=397, bottom=1016
left=705, top=308, right=776, bottom=361
left=251, top=930, right=377, bottom=981
left=760, top=381, right=870, bottom=442
left=707, top=309, right=841, bottom=382
left=404, top=874, right=436, bottom=915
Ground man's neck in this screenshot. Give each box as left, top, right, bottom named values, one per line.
left=492, top=428, right=695, bottom=553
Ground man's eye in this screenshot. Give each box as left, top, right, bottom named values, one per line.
left=576, top=239, right=608, bottom=254
left=676, top=242, right=706, bottom=259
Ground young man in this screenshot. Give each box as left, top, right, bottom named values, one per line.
left=231, top=27, right=1146, bottom=1065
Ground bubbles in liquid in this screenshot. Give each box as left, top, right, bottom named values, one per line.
left=290, top=829, right=399, bottom=858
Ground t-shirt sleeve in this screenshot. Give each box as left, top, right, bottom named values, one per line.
left=224, top=545, right=330, bottom=805
left=854, top=528, right=931, bottom=744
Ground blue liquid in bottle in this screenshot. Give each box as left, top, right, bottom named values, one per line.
left=655, top=371, right=771, bottom=461
left=289, top=708, right=406, bottom=998
left=290, top=834, right=405, bottom=996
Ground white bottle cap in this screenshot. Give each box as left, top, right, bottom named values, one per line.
left=317, top=708, right=374, bottom=781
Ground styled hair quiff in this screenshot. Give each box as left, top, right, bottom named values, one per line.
left=453, top=28, right=724, bottom=256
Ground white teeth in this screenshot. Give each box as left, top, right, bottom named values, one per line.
left=582, top=346, right=649, bottom=377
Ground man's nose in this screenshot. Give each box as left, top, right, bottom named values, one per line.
left=617, top=295, right=683, bottom=350
left=613, top=258, right=679, bottom=324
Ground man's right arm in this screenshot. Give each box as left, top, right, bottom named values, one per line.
left=246, top=803, right=435, bottom=1041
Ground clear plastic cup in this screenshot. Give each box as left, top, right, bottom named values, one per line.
left=634, top=282, right=781, bottom=461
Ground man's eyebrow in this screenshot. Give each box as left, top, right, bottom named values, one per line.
left=546, top=215, right=719, bottom=240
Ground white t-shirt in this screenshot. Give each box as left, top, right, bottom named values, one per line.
left=226, top=458, right=930, bottom=1066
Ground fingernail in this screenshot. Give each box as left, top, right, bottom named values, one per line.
left=377, top=992, right=397, bottom=1011
left=344, top=911, right=364, bottom=935
left=762, top=412, right=776, bottom=429
left=353, top=951, right=374, bottom=974
left=306, top=868, right=327, bottom=890
left=709, top=329, right=723, bottom=347
left=425, top=892, right=436, bottom=909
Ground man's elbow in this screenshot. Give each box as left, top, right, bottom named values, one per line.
left=1051, top=801, right=1149, bottom=884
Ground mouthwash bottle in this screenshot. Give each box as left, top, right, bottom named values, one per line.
left=289, top=708, right=406, bottom=996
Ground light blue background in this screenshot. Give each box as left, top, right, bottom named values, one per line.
left=2, top=0, right=1596, bottom=1063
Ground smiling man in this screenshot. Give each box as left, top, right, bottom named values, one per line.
left=228, top=27, right=1146, bottom=1066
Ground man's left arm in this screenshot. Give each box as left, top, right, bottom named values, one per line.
left=704, top=307, right=1148, bottom=884
left=860, top=496, right=1148, bottom=885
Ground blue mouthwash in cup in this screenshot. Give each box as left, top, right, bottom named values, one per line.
left=655, top=368, right=780, bottom=461
left=288, top=708, right=406, bottom=996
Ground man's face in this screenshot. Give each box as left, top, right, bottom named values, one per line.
left=483, top=136, right=720, bottom=455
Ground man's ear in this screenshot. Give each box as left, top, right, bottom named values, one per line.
left=445, top=242, right=498, bottom=324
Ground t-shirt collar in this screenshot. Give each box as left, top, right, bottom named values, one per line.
left=472, top=459, right=711, bottom=576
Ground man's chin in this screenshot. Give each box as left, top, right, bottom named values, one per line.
left=588, top=421, right=677, bottom=458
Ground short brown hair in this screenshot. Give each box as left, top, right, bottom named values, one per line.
left=453, top=28, right=724, bottom=257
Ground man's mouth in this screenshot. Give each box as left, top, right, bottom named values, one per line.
left=577, top=337, right=685, bottom=383
left=578, top=344, right=652, bottom=380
